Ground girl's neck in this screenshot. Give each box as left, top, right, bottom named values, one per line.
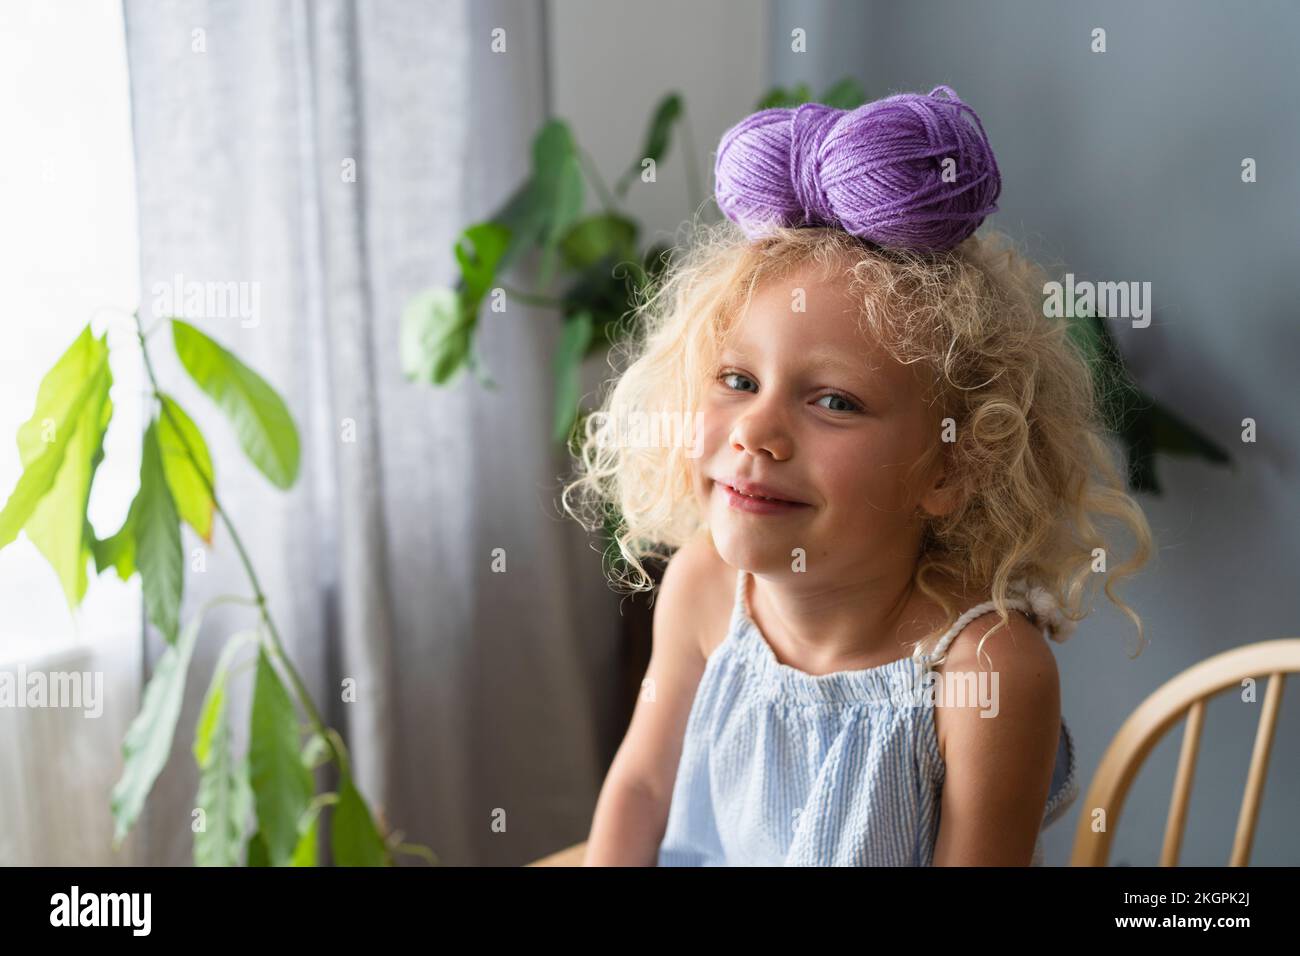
left=746, top=564, right=942, bottom=675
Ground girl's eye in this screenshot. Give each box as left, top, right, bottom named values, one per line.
left=721, top=372, right=757, bottom=393
left=815, top=392, right=862, bottom=413
left=722, top=374, right=863, bottom=416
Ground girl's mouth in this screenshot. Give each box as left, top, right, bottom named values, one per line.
left=717, top=482, right=811, bottom=516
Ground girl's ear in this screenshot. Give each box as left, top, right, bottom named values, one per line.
left=919, top=464, right=963, bottom=519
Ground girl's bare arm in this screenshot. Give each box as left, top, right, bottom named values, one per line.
left=583, top=537, right=714, bottom=865
left=930, top=614, right=1061, bottom=866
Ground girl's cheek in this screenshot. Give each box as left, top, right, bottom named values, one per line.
left=698, top=411, right=728, bottom=455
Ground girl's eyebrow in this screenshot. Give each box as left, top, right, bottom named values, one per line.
left=804, top=353, right=890, bottom=392
left=804, top=353, right=871, bottom=374
left=720, top=348, right=882, bottom=384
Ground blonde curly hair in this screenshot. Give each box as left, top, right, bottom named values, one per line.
left=562, top=218, right=1154, bottom=661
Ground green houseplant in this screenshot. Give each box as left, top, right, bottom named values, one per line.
left=401, top=77, right=1230, bottom=499
left=0, top=311, right=432, bottom=866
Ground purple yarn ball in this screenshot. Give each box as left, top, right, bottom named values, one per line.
left=714, top=85, right=1002, bottom=253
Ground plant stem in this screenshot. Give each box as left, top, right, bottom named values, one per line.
left=500, top=285, right=566, bottom=311
left=133, top=314, right=348, bottom=780
left=576, top=144, right=618, bottom=213
left=393, top=842, right=439, bottom=865
left=208, top=594, right=262, bottom=609
left=309, top=793, right=341, bottom=812
left=681, top=108, right=705, bottom=218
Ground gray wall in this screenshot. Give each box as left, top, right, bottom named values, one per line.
left=772, top=0, right=1300, bottom=865
left=549, top=0, right=767, bottom=247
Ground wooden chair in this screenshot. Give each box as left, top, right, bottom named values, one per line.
left=1070, top=638, right=1300, bottom=866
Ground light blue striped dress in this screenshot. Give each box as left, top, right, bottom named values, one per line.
left=657, top=570, right=1079, bottom=866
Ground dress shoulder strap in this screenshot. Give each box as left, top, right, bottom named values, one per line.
left=928, top=594, right=1036, bottom=661
left=727, top=569, right=752, bottom=636
left=928, top=578, right=1077, bottom=660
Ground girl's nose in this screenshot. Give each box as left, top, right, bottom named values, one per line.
left=729, top=407, right=793, bottom=461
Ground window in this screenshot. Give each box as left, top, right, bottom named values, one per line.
left=0, top=0, right=142, bottom=661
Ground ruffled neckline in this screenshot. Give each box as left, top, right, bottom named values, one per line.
left=727, top=570, right=1067, bottom=705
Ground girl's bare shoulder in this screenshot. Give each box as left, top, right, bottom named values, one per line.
left=930, top=601, right=1059, bottom=763
left=659, top=530, right=737, bottom=661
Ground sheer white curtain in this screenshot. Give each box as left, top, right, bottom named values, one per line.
left=122, top=0, right=622, bottom=865
left=0, top=0, right=144, bottom=866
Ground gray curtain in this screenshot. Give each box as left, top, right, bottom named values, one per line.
left=123, top=0, right=621, bottom=865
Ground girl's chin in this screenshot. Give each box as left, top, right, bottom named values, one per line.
left=709, top=519, right=809, bottom=567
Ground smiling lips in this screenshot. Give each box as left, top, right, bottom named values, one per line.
left=716, top=478, right=811, bottom=515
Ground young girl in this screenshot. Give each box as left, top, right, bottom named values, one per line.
left=565, top=86, right=1153, bottom=866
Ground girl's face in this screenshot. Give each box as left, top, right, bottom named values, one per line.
left=692, top=262, right=953, bottom=579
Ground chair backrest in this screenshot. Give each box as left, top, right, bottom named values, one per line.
left=1071, top=638, right=1300, bottom=866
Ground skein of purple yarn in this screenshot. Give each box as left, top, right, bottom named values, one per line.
left=714, top=85, right=1002, bottom=253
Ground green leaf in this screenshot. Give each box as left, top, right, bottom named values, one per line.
left=158, top=394, right=215, bottom=542
left=616, top=94, right=683, bottom=197
left=1, top=325, right=105, bottom=546
left=92, top=498, right=137, bottom=581
left=559, top=214, right=639, bottom=271
left=558, top=249, right=649, bottom=345
left=331, top=772, right=390, bottom=866
left=0, top=325, right=112, bottom=607
left=249, top=647, right=313, bottom=867
left=598, top=495, right=632, bottom=582
left=193, top=631, right=256, bottom=767
left=407, top=123, right=587, bottom=389
left=1066, top=300, right=1231, bottom=495
left=401, top=288, right=473, bottom=386
left=171, top=319, right=300, bottom=489
left=454, top=222, right=511, bottom=306
left=819, top=77, right=867, bottom=109
left=423, top=222, right=513, bottom=390
left=755, top=82, right=812, bottom=109
left=1149, top=400, right=1232, bottom=463
left=639, top=94, right=683, bottom=166
left=539, top=158, right=584, bottom=289
left=194, top=707, right=253, bottom=866
left=26, top=360, right=113, bottom=608
left=641, top=242, right=674, bottom=290
left=136, top=419, right=183, bottom=645
left=1120, top=413, right=1160, bottom=495
left=246, top=829, right=270, bottom=867
left=287, top=740, right=329, bottom=865
left=552, top=312, right=594, bottom=443
left=531, top=120, right=585, bottom=289
left=110, top=612, right=203, bottom=847
left=1065, top=306, right=1139, bottom=435
left=290, top=806, right=320, bottom=866
left=489, top=181, right=547, bottom=277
